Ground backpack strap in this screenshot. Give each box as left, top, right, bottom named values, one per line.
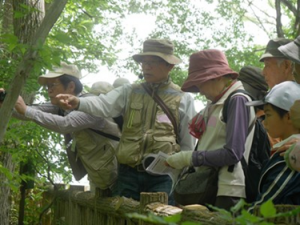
left=222, top=89, right=255, bottom=173
left=89, top=128, right=120, bottom=141
left=79, top=93, right=121, bottom=141
left=141, top=83, right=179, bottom=142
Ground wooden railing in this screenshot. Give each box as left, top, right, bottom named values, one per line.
left=41, top=184, right=300, bottom=225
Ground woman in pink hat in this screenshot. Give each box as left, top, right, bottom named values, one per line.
left=166, top=49, right=256, bottom=210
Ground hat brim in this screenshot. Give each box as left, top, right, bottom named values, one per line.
left=259, top=52, right=276, bottom=62
left=278, top=42, right=300, bottom=64
left=181, top=69, right=239, bottom=93
left=38, top=71, right=65, bottom=85
left=245, top=100, right=265, bottom=107
left=132, top=52, right=182, bottom=65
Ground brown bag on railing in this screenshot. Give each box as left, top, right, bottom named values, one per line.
left=64, top=133, right=87, bottom=181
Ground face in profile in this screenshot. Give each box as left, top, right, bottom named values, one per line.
left=263, top=58, right=289, bottom=88
left=263, top=104, right=288, bottom=140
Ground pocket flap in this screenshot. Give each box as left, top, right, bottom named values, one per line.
left=130, top=102, right=143, bottom=110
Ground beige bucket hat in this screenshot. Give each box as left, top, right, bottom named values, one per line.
left=132, top=39, right=182, bottom=65
left=90, top=81, right=114, bottom=95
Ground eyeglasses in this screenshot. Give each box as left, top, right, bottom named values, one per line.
left=45, top=82, right=61, bottom=90
left=139, top=60, right=165, bottom=67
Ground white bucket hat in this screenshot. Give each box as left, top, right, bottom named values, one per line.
left=90, top=81, right=114, bottom=95
left=278, top=36, right=300, bottom=64
left=132, top=39, right=182, bottom=65
left=246, top=81, right=300, bottom=111
left=38, top=62, right=82, bottom=85
left=113, top=77, right=130, bottom=88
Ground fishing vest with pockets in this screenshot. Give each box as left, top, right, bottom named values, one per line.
left=116, top=81, right=182, bottom=167
left=73, top=126, right=119, bottom=189
left=60, top=106, right=119, bottom=190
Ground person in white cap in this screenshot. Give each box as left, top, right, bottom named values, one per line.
left=273, top=36, right=300, bottom=153
left=278, top=36, right=300, bottom=130
left=246, top=81, right=300, bottom=210
left=56, top=39, right=197, bottom=205
left=0, top=62, right=120, bottom=196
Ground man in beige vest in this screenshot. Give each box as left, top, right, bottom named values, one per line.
left=56, top=39, right=196, bottom=205
left=0, top=62, right=120, bottom=196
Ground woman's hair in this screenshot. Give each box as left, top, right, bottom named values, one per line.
left=224, top=74, right=236, bottom=79
left=266, top=103, right=288, bottom=118
left=58, top=74, right=83, bottom=95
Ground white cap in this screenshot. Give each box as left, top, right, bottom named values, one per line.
left=38, top=62, right=82, bottom=85
left=113, top=77, right=130, bottom=88
left=246, top=81, right=300, bottom=111
left=90, top=81, right=114, bottom=95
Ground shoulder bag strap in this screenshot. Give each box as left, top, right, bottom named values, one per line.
left=141, top=83, right=179, bottom=141
left=89, top=128, right=120, bottom=141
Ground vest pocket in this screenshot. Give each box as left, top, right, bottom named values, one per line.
left=127, top=102, right=143, bottom=128
left=116, top=136, right=142, bottom=166
left=151, top=136, right=180, bottom=154
left=79, top=145, right=117, bottom=189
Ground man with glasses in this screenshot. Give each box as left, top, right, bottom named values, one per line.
left=56, top=39, right=196, bottom=205
left=0, top=62, right=120, bottom=196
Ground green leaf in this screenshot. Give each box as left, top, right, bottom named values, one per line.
left=260, top=200, right=276, bottom=217
left=14, top=11, right=26, bottom=19
left=164, top=214, right=181, bottom=223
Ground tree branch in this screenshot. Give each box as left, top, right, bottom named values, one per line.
left=281, top=0, right=297, bottom=15
left=0, top=0, right=68, bottom=143
left=246, top=0, right=272, bottom=39
left=275, top=0, right=284, bottom=37
left=295, top=0, right=300, bottom=36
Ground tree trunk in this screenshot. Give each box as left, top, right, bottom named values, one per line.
left=0, top=152, right=16, bottom=225
left=0, top=1, right=45, bottom=224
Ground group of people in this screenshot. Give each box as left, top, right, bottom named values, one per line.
left=2, top=35, right=300, bottom=211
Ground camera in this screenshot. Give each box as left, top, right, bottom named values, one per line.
left=0, top=91, right=6, bottom=102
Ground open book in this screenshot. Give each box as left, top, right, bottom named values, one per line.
left=142, top=151, right=182, bottom=191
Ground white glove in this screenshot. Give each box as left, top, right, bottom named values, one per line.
left=166, top=151, right=193, bottom=169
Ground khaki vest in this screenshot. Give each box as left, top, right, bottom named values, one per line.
left=116, top=81, right=182, bottom=167
left=73, top=119, right=119, bottom=189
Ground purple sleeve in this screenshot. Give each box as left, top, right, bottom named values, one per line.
left=192, top=95, right=250, bottom=167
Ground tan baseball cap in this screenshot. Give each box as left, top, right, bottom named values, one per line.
left=38, top=62, right=82, bottom=85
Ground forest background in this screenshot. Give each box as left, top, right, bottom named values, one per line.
left=0, top=0, right=300, bottom=224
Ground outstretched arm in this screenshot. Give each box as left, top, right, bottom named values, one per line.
left=56, top=94, right=80, bottom=110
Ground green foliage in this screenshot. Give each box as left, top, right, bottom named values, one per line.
left=1, top=0, right=300, bottom=223
left=127, top=212, right=185, bottom=225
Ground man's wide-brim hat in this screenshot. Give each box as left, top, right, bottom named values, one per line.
left=259, top=38, right=292, bottom=62
left=278, top=35, right=300, bottom=64
left=38, top=62, right=82, bottom=85
left=182, top=49, right=239, bottom=93
left=132, top=39, right=182, bottom=65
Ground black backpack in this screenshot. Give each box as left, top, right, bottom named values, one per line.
left=222, top=89, right=271, bottom=203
